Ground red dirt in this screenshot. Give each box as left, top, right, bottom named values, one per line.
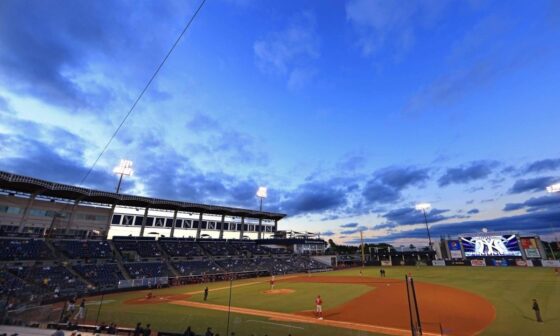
left=283, top=276, right=495, bottom=336
left=124, top=275, right=495, bottom=336
left=124, top=293, right=191, bottom=305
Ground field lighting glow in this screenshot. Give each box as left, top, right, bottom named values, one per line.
left=415, top=203, right=431, bottom=211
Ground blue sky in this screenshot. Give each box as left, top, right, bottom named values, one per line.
left=1, top=0, right=560, bottom=246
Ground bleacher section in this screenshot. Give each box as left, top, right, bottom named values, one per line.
left=0, top=237, right=329, bottom=303
left=0, top=239, right=53, bottom=260
left=124, top=262, right=168, bottom=279
left=113, top=238, right=162, bottom=259
left=159, top=238, right=204, bottom=257
left=53, top=240, right=113, bottom=259
left=72, top=264, right=125, bottom=288
left=173, top=260, right=222, bottom=276
left=9, top=265, right=87, bottom=297
left=199, top=241, right=240, bottom=256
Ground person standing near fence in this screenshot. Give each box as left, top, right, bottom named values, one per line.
left=73, top=299, right=85, bottom=321
left=532, top=299, right=543, bottom=322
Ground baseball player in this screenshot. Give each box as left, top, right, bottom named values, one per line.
left=73, top=299, right=85, bottom=321
left=270, top=276, right=275, bottom=290
left=315, top=295, right=323, bottom=320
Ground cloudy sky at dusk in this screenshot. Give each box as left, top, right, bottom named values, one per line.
left=1, top=0, right=559, bottom=246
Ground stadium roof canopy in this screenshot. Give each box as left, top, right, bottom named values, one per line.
left=0, top=170, right=286, bottom=220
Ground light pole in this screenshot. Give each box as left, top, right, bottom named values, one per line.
left=546, top=183, right=560, bottom=259
left=415, top=203, right=432, bottom=251
left=113, top=159, right=134, bottom=193
left=256, top=186, right=267, bottom=212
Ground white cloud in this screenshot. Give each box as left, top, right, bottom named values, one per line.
left=253, top=11, right=319, bottom=89
left=345, top=0, right=449, bottom=57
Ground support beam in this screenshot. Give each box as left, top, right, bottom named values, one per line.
left=219, top=214, right=225, bottom=239
left=18, top=193, right=39, bottom=232
left=104, top=203, right=117, bottom=239
left=66, top=198, right=83, bottom=232
left=139, top=207, right=149, bottom=237
left=170, top=210, right=178, bottom=238
left=239, top=216, right=245, bottom=239
left=257, top=218, right=263, bottom=239
left=196, top=212, right=203, bottom=239
left=274, top=219, right=278, bottom=233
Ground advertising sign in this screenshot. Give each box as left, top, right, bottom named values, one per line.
left=541, top=260, right=560, bottom=267
left=520, top=238, right=541, bottom=258
left=447, top=240, right=463, bottom=259
left=470, top=259, right=486, bottom=267
left=461, top=235, right=522, bottom=257
left=432, top=260, right=446, bottom=266
left=515, top=260, right=528, bottom=267
left=492, top=259, right=508, bottom=267
left=381, top=260, right=392, bottom=266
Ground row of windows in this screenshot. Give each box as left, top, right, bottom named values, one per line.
left=0, top=205, right=22, bottom=215
left=111, top=215, right=274, bottom=232
left=75, top=214, right=108, bottom=222
left=0, top=204, right=107, bottom=222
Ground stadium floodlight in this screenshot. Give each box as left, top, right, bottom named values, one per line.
left=256, top=186, right=267, bottom=212
left=415, top=203, right=431, bottom=211
left=415, top=203, right=433, bottom=252
left=545, top=183, right=560, bottom=257
left=113, top=159, right=134, bottom=193
left=547, top=183, right=560, bottom=193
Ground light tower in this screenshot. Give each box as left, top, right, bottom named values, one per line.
left=113, top=159, right=134, bottom=193
left=256, top=186, right=267, bottom=212
left=415, top=203, right=433, bottom=250
left=546, top=183, right=560, bottom=258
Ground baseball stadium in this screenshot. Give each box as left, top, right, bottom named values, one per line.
left=1, top=1, right=560, bottom=336
left=0, top=171, right=559, bottom=336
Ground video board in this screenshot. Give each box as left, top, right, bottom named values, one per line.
left=460, top=235, right=522, bottom=257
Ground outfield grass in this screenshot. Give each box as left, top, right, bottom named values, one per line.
left=84, top=267, right=560, bottom=336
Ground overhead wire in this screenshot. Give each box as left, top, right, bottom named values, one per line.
left=79, top=0, right=207, bottom=186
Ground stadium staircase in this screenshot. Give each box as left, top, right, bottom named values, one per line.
left=44, top=240, right=95, bottom=287
left=43, top=239, right=60, bottom=259
left=108, top=240, right=131, bottom=280
left=158, top=244, right=180, bottom=277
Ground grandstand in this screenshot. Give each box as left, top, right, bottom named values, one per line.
left=0, top=170, right=285, bottom=240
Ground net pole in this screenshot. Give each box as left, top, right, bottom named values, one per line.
left=410, top=277, right=423, bottom=335
left=405, top=275, right=416, bottom=336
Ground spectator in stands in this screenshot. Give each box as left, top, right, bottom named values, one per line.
left=133, top=322, right=143, bottom=336
left=51, top=327, right=64, bottom=336
left=143, top=323, right=152, bottom=336
left=205, top=327, right=213, bottom=336
left=182, top=326, right=195, bottom=336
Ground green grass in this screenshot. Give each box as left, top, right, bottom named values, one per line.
left=189, top=281, right=372, bottom=313
left=85, top=267, right=560, bottom=336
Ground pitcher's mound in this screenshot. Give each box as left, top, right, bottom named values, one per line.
left=263, top=289, right=295, bottom=295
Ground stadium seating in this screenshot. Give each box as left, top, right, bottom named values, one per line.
left=124, top=262, right=168, bottom=278
left=9, top=265, right=87, bottom=297
left=172, top=260, right=223, bottom=276
left=159, top=239, right=204, bottom=257
left=0, top=236, right=331, bottom=304
left=114, top=239, right=162, bottom=258
left=231, top=241, right=271, bottom=255
left=53, top=240, right=113, bottom=259
left=0, top=238, right=53, bottom=260
left=199, top=241, right=240, bottom=256
left=72, top=263, right=125, bottom=288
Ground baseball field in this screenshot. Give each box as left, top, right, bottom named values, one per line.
left=82, top=266, right=560, bottom=335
